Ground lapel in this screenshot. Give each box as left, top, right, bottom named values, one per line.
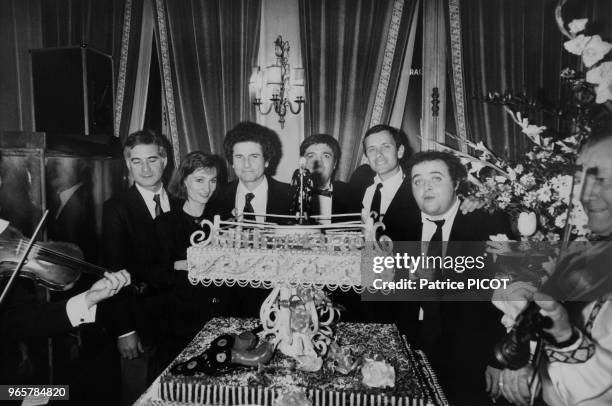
left=331, top=181, right=347, bottom=215
left=126, top=185, right=155, bottom=231
left=448, top=209, right=465, bottom=242
left=266, top=177, right=280, bottom=216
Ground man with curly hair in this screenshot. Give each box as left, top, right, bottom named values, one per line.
left=213, top=121, right=291, bottom=223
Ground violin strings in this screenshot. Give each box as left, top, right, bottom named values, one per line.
left=0, top=237, right=108, bottom=276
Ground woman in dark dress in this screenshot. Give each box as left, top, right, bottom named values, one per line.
left=153, top=151, right=228, bottom=365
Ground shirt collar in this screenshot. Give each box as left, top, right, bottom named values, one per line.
left=373, top=167, right=404, bottom=189
left=58, top=183, right=82, bottom=206
left=421, top=197, right=461, bottom=223
left=135, top=182, right=165, bottom=201
left=237, top=176, right=268, bottom=197
left=0, top=219, right=9, bottom=234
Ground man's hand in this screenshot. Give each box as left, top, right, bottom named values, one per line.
left=485, top=365, right=502, bottom=400
left=117, top=332, right=144, bottom=360
left=492, top=281, right=537, bottom=330
left=500, top=366, right=533, bottom=406
left=84, top=270, right=131, bottom=308
left=534, top=291, right=573, bottom=343
left=460, top=195, right=485, bottom=214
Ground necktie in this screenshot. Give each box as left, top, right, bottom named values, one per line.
left=420, top=218, right=446, bottom=351
left=153, top=193, right=162, bottom=218
left=426, top=219, right=446, bottom=279
left=369, top=183, right=383, bottom=221
left=243, top=192, right=255, bottom=221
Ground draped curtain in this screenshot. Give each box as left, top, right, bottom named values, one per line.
left=299, top=0, right=418, bottom=181
left=456, top=0, right=609, bottom=159
left=153, top=0, right=260, bottom=160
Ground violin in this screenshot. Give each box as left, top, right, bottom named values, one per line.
left=0, top=237, right=109, bottom=292
left=0, top=212, right=110, bottom=293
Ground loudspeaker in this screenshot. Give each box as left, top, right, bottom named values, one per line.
left=31, top=46, right=114, bottom=136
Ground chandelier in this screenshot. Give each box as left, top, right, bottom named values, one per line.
left=249, top=35, right=305, bottom=129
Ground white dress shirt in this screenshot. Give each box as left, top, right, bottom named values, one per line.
left=235, top=177, right=268, bottom=223
left=56, top=183, right=83, bottom=219
left=420, top=197, right=461, bottom=242
left=317, top=183, right=333, bottom=225
left=65, top=292, right=96, bottom=326
left=135, top=183, right=170, bottom=218
left=361, top=167, right=405, bottom=219
left=0, top=219, right=9, bottom=234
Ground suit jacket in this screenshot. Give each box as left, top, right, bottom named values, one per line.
left=212, top=176, right=292, bottom=223
left=331, top=180, right=360, bottom=218
left=0, top=281, right=71, bottom=341
left=358, top=176, right=421, bottom=242
left=100, top=185, right=180, bottom=342
left=101, top=185, right=181, bottom=286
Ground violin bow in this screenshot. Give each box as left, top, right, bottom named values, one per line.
left=0, top=210, right=49, bottom=307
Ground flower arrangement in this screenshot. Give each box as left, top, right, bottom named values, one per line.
left=444, top=111, right=589, bottom=242
left=440, top=15, right=612, bottom=242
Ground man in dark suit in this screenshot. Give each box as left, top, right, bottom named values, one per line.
left=101, top=130, right=181, bottom=405
left=213, top=121, right=291, bottom=223
left=300, top=134, right=360, bottom=223
left=406, top=150, right=509, bottom=405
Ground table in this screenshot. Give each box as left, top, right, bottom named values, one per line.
left=133, top=318, right=447, bottom=406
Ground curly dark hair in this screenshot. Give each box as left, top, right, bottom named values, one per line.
left=223, top=122, right=282, bottom=175
left=168, top=152, right=227, bottom=200
left=406, top=150, right=467, bottom=187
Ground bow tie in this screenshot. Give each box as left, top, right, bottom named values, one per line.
left=316, top=188, right=333, bottom=197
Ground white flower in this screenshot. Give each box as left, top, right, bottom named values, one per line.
left=507, top=167, right=517, bottom=181
left=495, top=175, right=508, bottom=184
left=517, top=212, right=537, bottom=236
left=489, top=233, right=511, bottom=241
left=520, top=174, right=536, bottom=187
left=568, top=18, right=588, bottom=34
left=586, top=61, right=612, bottom=85
left=469, top=161, right=486, bottom=175
left=554, top=214, right=566, bottom=229
left=362, top=358, right=395, bottom=388
left=569, top=205, right=589, bottom=235
left=586, top=61, right=612, bottom=103
left=522, top=191, right=537, bottom=208
left=522, top=125, right=546, bottom=145
left=582, top=35, right=612, bottom=68
left=514, top=164, right=524, bottom=174
left=550, top=175, right=573, bottom=201
left=537, top=186, right=552, bottom=203
left=564, top=34, right=591, bottom=55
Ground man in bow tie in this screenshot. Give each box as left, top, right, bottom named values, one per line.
left=300, top=134, right=359, bottom=224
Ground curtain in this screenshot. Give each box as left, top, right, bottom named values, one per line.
left=456, top=0, right=609, bottom=159
left=299, top=0, right=418, bottom=181
left=153, top=0, right=260, bottom=160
